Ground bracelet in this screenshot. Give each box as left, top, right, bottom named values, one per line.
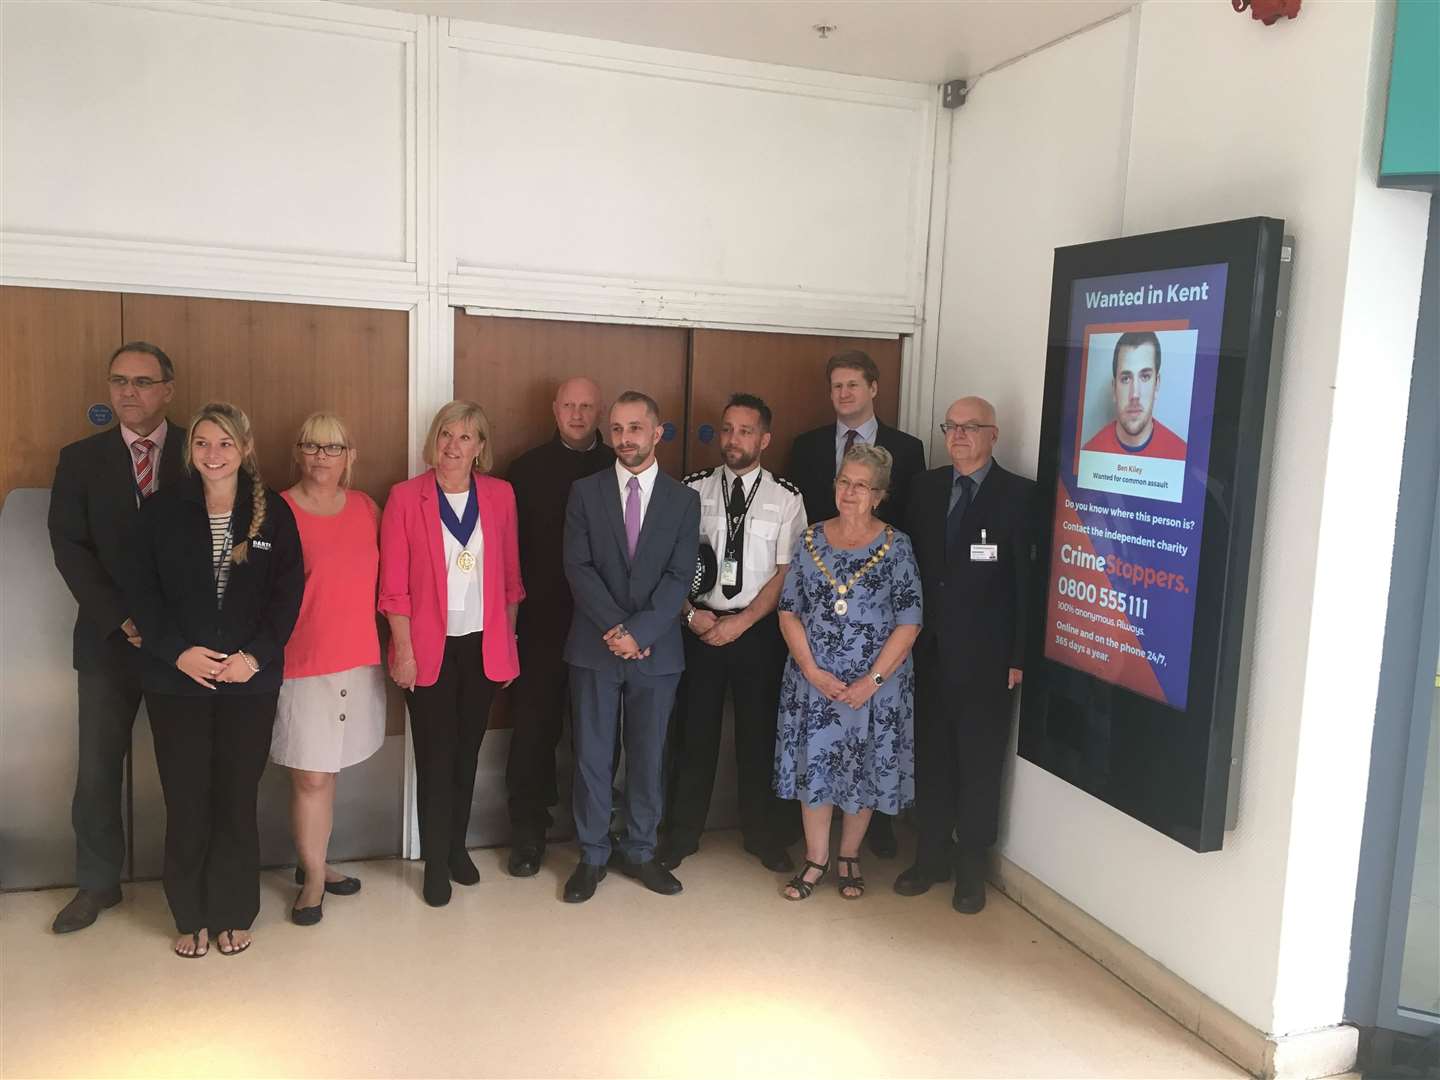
left=240, top=652, right=260, bottom=673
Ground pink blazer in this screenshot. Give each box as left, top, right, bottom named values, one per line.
left=378, top=470, right=525, bottom=687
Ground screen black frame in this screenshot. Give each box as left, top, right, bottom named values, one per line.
left=1019, top=217, right=1286, bottom=852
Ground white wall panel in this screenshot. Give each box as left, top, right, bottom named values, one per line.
left=442, top=22, right=934, bottom=332
left=1, top=0, right=413, bottom=265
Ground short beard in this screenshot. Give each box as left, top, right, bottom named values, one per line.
left=722, top=446, right=757, bottom=471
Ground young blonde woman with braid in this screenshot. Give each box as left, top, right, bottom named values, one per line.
left=125, top=403, right=304, bottom=958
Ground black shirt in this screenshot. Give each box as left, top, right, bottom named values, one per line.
left=507, top=432, right=615, bottom=635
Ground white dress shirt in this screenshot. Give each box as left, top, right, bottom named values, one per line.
left=615, top=458, right=660, bottom=530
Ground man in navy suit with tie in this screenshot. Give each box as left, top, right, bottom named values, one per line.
left=561, top=391, right=700, bottom=903
left=48, top=342, right=184, bottom=932
left=894, top=396, right=1035, bottom=914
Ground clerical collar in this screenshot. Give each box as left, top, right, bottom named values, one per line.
left=556, top=432, right=599, bottom=453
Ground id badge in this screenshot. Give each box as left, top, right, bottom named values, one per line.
left=970, top=544, right=998, bottom=562
left=720, top=559, right=739, bottom=587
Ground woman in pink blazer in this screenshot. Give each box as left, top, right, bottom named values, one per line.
left=379, top=400, right=524, bottom=907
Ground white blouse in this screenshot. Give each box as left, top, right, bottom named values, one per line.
left=440, top=489, right=485, bottom=637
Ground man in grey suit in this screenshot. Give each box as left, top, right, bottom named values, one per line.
left=561, top=390, right=700, bottom=903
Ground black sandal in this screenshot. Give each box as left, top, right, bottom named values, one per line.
left=174, top=931, right=208, bottom=959
left=216, top=930, right=251, bottom=956
left=782, top=859, right=830, bottom=901
left=837, top=856, right=866, bottom=900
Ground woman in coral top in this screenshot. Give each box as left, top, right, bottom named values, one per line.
left=379, top=400, right=524, bottom=907
left=272, top=413, right=385, bottom=926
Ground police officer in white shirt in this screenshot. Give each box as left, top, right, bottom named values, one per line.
left=657, top=394, right=807, bottom=873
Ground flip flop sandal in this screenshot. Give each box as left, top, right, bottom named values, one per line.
left=781, top=859, right=830, bottom=901
left=174, top=931, right=208, bottom=959
left=216, top=930, right=251, bottom=956
left=837, top=856, right=867, bottom=900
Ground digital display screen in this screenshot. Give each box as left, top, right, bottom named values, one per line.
left=1020, top=217, right=1287, bottom=851
left=1042, top=263, right=1228, bottom=710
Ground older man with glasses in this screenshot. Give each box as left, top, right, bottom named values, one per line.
left=48, top=342, right=184, bottom=932
left=893, top=397, right=1037, bottom=914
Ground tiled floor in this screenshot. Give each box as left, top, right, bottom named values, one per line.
left=2, top=831, right=1248, bottom=1079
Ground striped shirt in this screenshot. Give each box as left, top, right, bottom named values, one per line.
left=210, top=512, right=234, bottom=603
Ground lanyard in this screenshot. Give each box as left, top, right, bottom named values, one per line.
left=436, top=478, right=478, bottom=546
left=723, top=470, right=763, bottom=552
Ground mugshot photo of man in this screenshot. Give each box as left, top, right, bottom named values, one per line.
left=1082, top=330, right=1188, bottom=460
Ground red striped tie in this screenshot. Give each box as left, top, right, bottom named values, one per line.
left=132, top=438, right=155, bottom=498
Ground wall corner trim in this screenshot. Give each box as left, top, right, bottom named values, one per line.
left=990, top=855, right=1360, bottom=1079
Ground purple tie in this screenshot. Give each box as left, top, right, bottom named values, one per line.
left=625, top=476, right=641, bottom=558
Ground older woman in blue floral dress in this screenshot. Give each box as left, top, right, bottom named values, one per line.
left=774, top=444, right=922, bottom=900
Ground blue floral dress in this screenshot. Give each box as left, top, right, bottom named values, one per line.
left=773, top=523, right=922, bottom=815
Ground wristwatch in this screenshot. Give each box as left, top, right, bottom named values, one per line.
left=870, top=671, right=885, bottom=687
left=685, top=607, right=696, bottom=627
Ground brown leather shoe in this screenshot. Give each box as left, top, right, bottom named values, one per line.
left=52, top=887, right=122, bottom=934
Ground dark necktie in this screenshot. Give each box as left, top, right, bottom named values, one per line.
left=723, top=475, right=745, bottom=599
left=840, top=428, right=859, bottom=473
left=946, top=474, right=975, bottom=560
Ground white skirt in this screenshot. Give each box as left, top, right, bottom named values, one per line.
left=271, top=665, right=386, bottom=772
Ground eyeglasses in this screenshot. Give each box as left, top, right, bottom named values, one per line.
left=939, top=421, right=996, bottom=437
left=297, top=442, right=347, bottom=457
left=107, top=375, right=170, bottom=390
left=834, top=477, right=877, bottom=495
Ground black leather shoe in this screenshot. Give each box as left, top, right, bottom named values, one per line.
left=654, top=842, right=695, bottom=872
left=614, top=858, right=683, bottom=896
left=867, top=814, right=898, bottom=859
left=952, top=850, right=987, bottom=914
left=563, top=863, right=606, bottom=903
left=423, top=861, right=452, bottom=907
left=893, top=863, right=950, bottom=896
left=294, top=868, right=362, bottom=896
left=449, top=849, right=480, bottom=886
left=52, top=887, right=122, bottom=934
left=291, top=891, right=323, bottom=926
left=743, top=840, right=795, bottom=873
left=508, top=844, right=543, bottom=877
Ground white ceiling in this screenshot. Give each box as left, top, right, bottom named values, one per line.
left=344, top=0, right=1134, bottom=85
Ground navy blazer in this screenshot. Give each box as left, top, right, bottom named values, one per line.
left=49, top=422, right=185, bottom=672
left=789, top=420, right=927, bottom=529
left=904, top=459, right=1036, bottom=687
left=562, top=466, right=700, bottom=677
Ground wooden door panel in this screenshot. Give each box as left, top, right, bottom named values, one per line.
left=452, top=313, right=689, bottom=478
left=685, top=330, right=902, bottom=477
left=0, top=287, right=124, bottom=509
left=452, top=312, right=689, bottom=730
left=120, top=295, right=409, bottom=507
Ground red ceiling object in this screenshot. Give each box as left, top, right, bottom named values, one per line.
left=1232, top=0, right=1302, bottom=26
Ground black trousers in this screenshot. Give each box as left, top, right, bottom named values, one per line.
left=147, top=690, right=278, bottom=934
left=405, top=633, right=499, bottom=864
left=504, top=626, right=569, bottom=845
left=72, top=649, right=144, bottom=891
left=665, top=613, right=791, bottom=853
left=912, top=647, right=1015, bottom=875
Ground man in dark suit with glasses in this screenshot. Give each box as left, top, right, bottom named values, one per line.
left=48, top=342, right=184, bottom=932
left=895, top=396, right=1036, bottom=914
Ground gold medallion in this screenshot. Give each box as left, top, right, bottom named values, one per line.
left=804, top=524, right=893, bottom=620
left=456, top=550, right=476, bottom=572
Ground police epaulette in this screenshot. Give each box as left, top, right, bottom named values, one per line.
left=682, top=467, right=716, bottom=484
left=773, top=475, right=802, bottom=497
